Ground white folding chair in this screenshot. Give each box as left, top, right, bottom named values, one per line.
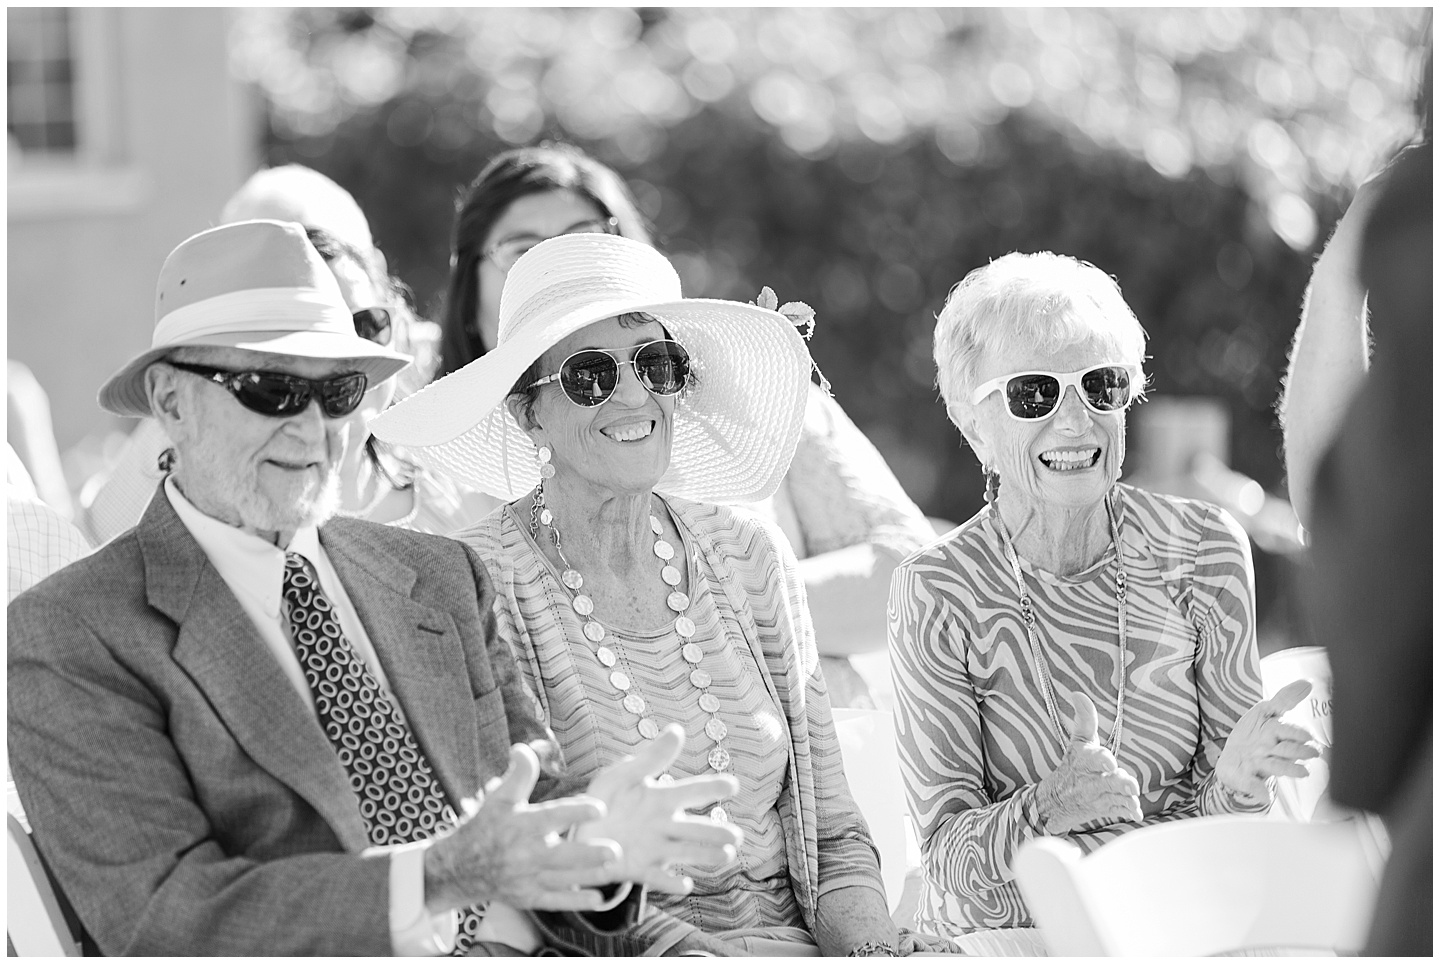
left=831, top=707, right=918, bottom=916
left=8, top=813, right=82, bottom=956
left=1014, top=814, right=1384, bottom=956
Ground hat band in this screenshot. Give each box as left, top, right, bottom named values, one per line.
left=499, top=274, right=682, bottom=346
left=151, top=287, right=355, bottom=349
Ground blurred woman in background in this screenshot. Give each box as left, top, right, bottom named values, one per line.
left=889, top=252, right=1319, bottom=954
left=437, top=142, right=652, bottom=377
left=437, top=142, right=934, bottom=707
left=302, top=227, right=489, bottom=533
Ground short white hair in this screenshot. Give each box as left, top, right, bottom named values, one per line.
left=933, top=251, right=1148, bottom=429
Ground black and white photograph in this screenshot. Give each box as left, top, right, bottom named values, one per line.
left=6, top=6, right=1431, bottom=957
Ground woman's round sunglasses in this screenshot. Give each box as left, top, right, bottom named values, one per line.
left=971, top=364, right=1138, bottom=421
left=168, top=361, right=369, bottom=419
left=528, top=339, right=691, bottom=408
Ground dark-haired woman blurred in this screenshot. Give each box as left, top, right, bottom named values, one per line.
left=436, top=143, right=933, bottom=708
left=437, top=142, right=652, bottom=377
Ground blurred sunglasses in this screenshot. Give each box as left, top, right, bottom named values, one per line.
left=528, top=339, right=691, bottom=408
left=352, top=307, right=392, bottom=345
left=971, top=364, right=1137, bottom=421
left=168, top=361, right=369, bottom=419
left=483, top=216, right=620, bottom=273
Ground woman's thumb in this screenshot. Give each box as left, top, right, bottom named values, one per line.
left=1067, top=692, right=1100, bottom=746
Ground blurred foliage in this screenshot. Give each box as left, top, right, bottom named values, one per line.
left=231, top=8, right=1428, bottom=585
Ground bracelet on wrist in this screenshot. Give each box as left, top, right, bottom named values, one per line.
left=1024, top=785, right=1052, bottom=835
left=847, top=940, right=898, bottom=957
left=1216, top=776, right=1267, bottom=807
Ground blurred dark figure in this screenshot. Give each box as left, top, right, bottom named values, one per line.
left=1300, top=136, right=1431, bottom=956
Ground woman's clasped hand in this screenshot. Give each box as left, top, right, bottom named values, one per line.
left=1215, top=679, right=1322, bottom=804
left=1034, top=693, right=1144, bottom=835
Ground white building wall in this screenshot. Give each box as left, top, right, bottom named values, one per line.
left=8, top=7, right=259, bottom=454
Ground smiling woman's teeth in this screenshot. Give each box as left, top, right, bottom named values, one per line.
left=1040, top=447, right=1101, bottom=470
left=603, top=422, right=653, bottom=442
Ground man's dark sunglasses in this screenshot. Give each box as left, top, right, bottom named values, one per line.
left=168, top=361, right=369, bottom=419
left=352, top=308, right=392, bottom=345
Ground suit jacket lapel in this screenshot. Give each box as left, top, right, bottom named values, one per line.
left=138, top=492, right=371, bottom=851
left=320, top=523, right=483, bottom=809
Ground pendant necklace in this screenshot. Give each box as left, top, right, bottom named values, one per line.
left=991, top=490, right=1130, bottom=755
left=529, top=484, right=733, bottom=816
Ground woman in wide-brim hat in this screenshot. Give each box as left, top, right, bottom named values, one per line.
left=370, top=233, right=947, bottom=957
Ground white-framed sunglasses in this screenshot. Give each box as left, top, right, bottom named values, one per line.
left=528, top=338, right=691, bottom=408
left=971, top=363, right=1140, bottom=421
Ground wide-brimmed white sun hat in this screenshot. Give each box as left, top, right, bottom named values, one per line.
left=99, top=219, right=412, bottom=417
left=369, top=233, right=814, bottom=504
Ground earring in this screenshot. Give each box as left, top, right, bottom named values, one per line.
left=983, top=465, right=1000, bottom=505
left=536, top=444, right=555, bottom=480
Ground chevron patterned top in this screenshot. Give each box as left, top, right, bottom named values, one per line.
left=458, top=496, right=885, bottom=953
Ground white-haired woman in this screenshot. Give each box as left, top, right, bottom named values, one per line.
left=373, top=233, right=953, bottom=957
left=888, top=252, right=1320, bottom=954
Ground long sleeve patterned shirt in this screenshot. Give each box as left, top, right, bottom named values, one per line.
left=888, top=484, right=1266, bottom=936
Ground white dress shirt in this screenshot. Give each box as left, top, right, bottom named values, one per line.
left=164, top=479, right=540, bottom=955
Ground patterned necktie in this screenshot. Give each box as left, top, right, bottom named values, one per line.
left=281, top=552, right=486, bottom=954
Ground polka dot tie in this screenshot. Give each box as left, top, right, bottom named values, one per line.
left=282, top=553, right=486, bottom=953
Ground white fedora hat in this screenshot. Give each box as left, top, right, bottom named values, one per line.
left=370, top=233, right=813, bottom=504
left=99, top=219, right=412, bottom=417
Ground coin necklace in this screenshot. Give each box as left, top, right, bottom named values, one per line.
left=529, top=483, right=735, bottom=787
left=991, top=489, right=1129, bottom=756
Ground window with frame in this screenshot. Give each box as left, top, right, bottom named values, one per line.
left=7, top=7, right=79, bottom=156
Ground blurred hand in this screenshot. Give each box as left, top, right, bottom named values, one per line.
left=1216, top=679, right=1322, bottom=803
left=898, top=928, right=962, bottom=955
left=1035, top=693, right=1143, bottom=834
left=579, top=724, right=743, bottom=895
left=424, top=742, right=623, bottom=914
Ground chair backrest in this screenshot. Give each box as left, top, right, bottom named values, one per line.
left=1259, top=646, right=1333, bottom=821
left=831, top=707, right=914, bottom=913
left=8, top=813, right=82, bottom=956
left=1014, top=814, right=1384, bottom=956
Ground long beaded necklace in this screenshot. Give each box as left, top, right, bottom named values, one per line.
left=991, top=489, right=1130, bottom=756
left=529, top=483, right=735, bottom=794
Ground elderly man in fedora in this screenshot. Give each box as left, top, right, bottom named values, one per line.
left=7, top=219, right=741, bottom=956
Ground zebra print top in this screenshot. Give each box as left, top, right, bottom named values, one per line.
left=888, top=483, right=1266, bottom=936
left=458, top=496, right=885, bottom=955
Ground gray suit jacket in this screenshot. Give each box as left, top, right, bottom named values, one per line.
left=7, top=490, right=612, bottom=955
